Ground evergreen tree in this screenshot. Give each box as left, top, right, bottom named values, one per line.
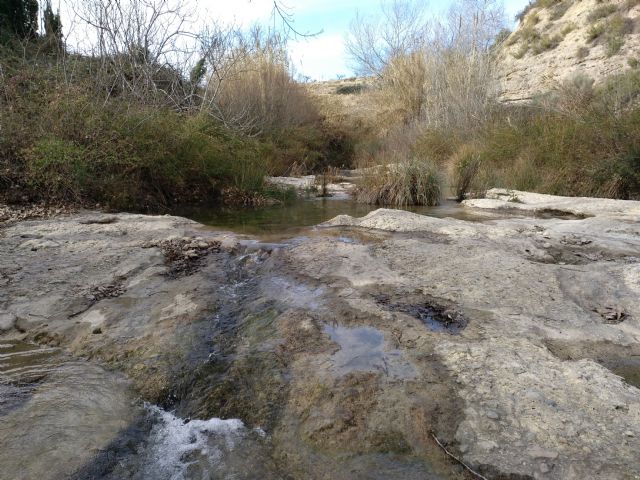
left=42, top=0, right=62, bottom=49
left=0, top=0, right=38, bottom=41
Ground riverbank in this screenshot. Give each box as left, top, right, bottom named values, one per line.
left=1, top=191, right=639, bottom=479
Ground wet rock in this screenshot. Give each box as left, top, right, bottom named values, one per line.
left=79, top=216, right=118, bottom=225
left=375, top=294, right=468, bottom=334
left=592, top=306, right=628, bottom=324
left=2, top=194, right=640, bottom=480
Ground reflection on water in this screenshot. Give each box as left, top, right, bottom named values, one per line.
left=174, top=198, right=487, bottom=237
left=324, top=324, right=417, bottom=379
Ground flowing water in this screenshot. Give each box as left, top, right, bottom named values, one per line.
left=0, top=341, right=141, bottom=480
left=1, top=197, right=480, bottom=480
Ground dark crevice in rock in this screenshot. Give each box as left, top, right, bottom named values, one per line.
left=374, top=293, right=468, bottom=334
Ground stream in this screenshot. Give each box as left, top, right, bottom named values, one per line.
left=1, top=196, right=483, bottom=480
left=174, top=197, right=494, bottom=237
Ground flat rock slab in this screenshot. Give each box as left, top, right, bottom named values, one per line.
left=1, top=191, right=639, bottom=479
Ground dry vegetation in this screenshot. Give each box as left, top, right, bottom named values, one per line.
left=3, top=0, right=639, bottom=211
left=0, top=0, right=354, bottom=210
left=328, top=0, right=640, bottom=205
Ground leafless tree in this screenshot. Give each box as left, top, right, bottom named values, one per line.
left=346, top=0, right=505, bottom=130
left=199, top=25, right=317, bottom=135
left=70, top=0, right=198, bottom=105
left=345, top=0, right=429, bottom=78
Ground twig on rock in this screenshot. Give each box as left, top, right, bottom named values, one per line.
left=431, top=432, right=489, bottom=480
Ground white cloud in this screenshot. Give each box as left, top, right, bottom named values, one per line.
left=289, top=32, right=350, bottom=81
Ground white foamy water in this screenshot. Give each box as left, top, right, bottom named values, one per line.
left=137, top=405, right=249, bottom=480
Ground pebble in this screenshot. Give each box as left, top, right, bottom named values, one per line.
left=486, top=410, right=500, bottom=420
left=625, top=431, right=635, bottom=437
left=542, top=242, right=552, bottom=249
left=540, top=462, right=550, bottom=473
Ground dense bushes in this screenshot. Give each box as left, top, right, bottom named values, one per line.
left=356, top=159, right=441, bottom=206
left=0, top=41, right=352, bottom=210
left=343, top=1, right=640, bottom=205
left=0, top=60, right=267, bottom=209
left=442, top=72, right=640, bottom=200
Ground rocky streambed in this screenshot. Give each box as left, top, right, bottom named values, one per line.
left=1, top=189, right=639, bottom=479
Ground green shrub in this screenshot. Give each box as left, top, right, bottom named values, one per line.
left=451, top=145, right=483, bottom=201
left=533, top=34, right=563, bottom=54
left=587, top=4, right=617, bottom=22
left=550, top=1, right=572, bottom=20
left=587, top=23, right=606, bottom=41
left=604, top=14, right=633, bottom=56
left=576, top=46, right=590, bottom=59
left=0, top=46, right=352, bottom=209
left=561, top=22, right=577, bottom=36
left=24, top=138, right=88, bottom=200
left=336, top=84, right=366, bottom=95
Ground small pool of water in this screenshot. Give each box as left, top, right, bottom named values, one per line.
left=324, top=324, right=416, bottom=379
left=174, top=198, right=488, bottom=237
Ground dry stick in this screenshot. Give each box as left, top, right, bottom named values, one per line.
left=431, top=433, right=490, bottom=480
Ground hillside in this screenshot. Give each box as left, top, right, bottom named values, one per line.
left=498, top=0, right=640, bottom=101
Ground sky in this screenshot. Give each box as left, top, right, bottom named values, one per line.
left=60, top=0, right=531, bottom=81
left=209, top=0, right=531, bottom=80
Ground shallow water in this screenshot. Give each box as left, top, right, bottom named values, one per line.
left=0, top=341, right=141, bottom=480
left=0, top=197, right=478, bottom=479
left=174, top=197, right=489, bottom=237
left=102, top=405, right=277, bottom=480
left=324, top=324, right=417, bottom=379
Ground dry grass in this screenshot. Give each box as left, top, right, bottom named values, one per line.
left=210, top=48, right=320, bottom=136
left=356, top=159, right=442, bottom=206
left=450, top=145, right=483, bottom=201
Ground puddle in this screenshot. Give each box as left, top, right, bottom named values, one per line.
left=610, top=362, right=640, bottom=389
left=324, top=325, right=416, bottom=379
left=375, top=295, right=468, bottom=334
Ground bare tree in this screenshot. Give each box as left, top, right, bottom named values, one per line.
left=346, top=0, right=505, bottom=129
left=199, top=25, right=317, bottom=135
left=345, top=0, right=429, bottom=77
left=71, top=0, right=198, bottom=105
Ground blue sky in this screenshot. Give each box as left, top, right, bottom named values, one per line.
left=210, top=0, right=531, bottom=80
left=61, top=0, right=530, bottom=80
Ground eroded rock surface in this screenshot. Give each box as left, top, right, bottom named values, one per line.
left=324, top=196, right=640, bottom=479
left=1, top=194, right=639, bottom=479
